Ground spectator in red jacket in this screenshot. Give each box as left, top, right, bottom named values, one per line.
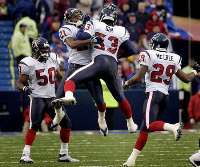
left=145, top=10, right=168, bottom=35
left=188, top=85, right=200, bottom=129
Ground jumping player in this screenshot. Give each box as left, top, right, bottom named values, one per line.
left=51, top=8, right=109, bottom=136
left=58, top=5, right=138, bottom=133
left=122, top=33, right=200, bottom=167
left=17, top=37, right=78, bottom=163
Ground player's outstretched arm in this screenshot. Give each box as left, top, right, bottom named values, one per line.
left=175, top=70, right=196, bottom=83
left=64, top=37, right=91, bottom=49
left=176, top=62, right=200, bottom=83
left=123, top=65, right=148, bottom=89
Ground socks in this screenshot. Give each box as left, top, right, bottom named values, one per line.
left=60, top=142, right=68, bottom=155
left=163, top=123, right=174, bottom=132
left=130, top=148, right=141, bottom=160
left=96, top=103, right=106, bottom=112
left=134, top=131, right=148, bottom=151
left=64, top=80, right=75, bottom=93
left=98, top=111, right=106, bottom=118
left=22, top=145, right=31, bottom=156
left=119, top=98, right=132, bottom=119
left=60, top=128, right=71, bottom=143
left=149, top=121, right=165, bottom=132
left=25, top=129, right=36, bottom=146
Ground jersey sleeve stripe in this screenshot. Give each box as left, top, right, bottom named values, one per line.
left=18, top=62, right=28, bottom=66
left=178, top=56, right=182, bottom=64
left=144, top=51, right=151, bottom=59
left=62, top=27, right=72, bottom=33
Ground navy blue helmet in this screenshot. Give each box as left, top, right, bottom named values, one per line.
left=150, top=33, right=169, bottom=51
left=64, top=8, right=83, bottom=27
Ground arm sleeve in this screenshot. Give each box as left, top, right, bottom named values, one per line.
left=118, top=39, right=137, bottom=58
left=76, top=27, right=92, bottom=40
left=139, top=51, right=150, bottom=68
left=120, top=28, right=130, bottom=43
left=176, top=56, right=182, bottom=72
left=18, top=62, right=30, bottom=75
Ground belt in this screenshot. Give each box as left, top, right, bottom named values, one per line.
left=69, top=63, right=84, bottom=68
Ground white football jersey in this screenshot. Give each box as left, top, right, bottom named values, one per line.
left=84, top=20, right=130, bottom=61
left=18, top=53, right=60, bottom=98
left=59, top=25, right=91, bottom=65
left=139, top=50, right=182, bottom=95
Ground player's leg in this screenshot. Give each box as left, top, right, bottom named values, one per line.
left=47, top=99, right=79, bottom=162
left=85, top=78, right=108, bottom=136
left=102, top=66, right=137, bottom=133
left=20, top=98, right=46, bottom=164
left=52, top=66, right=81, bottom=128
left=61, top=58, right=101, bottom=105
left=123, top=91, right=161, bottom=167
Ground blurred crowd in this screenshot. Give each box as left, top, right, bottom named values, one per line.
left=1, top=0, right=200, bottom=128
left=2, top=0, right=175, bottom=83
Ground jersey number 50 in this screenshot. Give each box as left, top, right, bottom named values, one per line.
left=151, top=64, right=175, bottom=85
left=36, top=67, right=56, bottom=86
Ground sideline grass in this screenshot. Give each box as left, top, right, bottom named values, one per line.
left=0, top=131, right=199, bottom=167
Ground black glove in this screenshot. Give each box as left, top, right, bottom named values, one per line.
left=90, top=35, right=104, bottom=44
left=83, top=14, right=90, bottom=25
left=23, top=86, right=33, bottom=95
left=106, top=4, right=117, bottom=11
left=193, top=62, right=200, bottom=73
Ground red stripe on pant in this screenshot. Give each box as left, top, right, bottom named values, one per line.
left=25, top=129, right=37, bottom=146
left=60, top=128, right=71, bottom=143
left=64, top=80, right=76, bottom=93
left=119, top=98, right=132, bottom=119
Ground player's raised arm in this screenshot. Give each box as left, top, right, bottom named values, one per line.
left=175, top=62, right=200, bottom=83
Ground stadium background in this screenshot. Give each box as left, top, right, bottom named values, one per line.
left=0, top=0, right=199, bottom=132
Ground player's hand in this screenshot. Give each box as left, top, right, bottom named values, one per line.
left=90, top=35, right=104, bottom=44
left=123, top=81, right=130, bottom=90
left=192, top=62, right=200, bottom=73
left=190, top=118, right=195, bottom=125
left=83, top=14, right=90, bottom=25
left=23, top=86, right=33, bottom=95
left=107, top=4, right=116, bottom=11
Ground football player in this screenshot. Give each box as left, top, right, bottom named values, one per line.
left=189, top=139, right=200, bottom=166
left=17, top=37, right=78, bottom=163
left=51, top=8, right=109, bottom=136
left=58, top=5, right=138, bottom=133
left=122, top=33, right=200, bottom=167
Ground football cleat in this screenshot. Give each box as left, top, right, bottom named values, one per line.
left=173, top=122, right=184, bottom=141
left=20, top=155, right=34, bottom=164
left=123, top=156, right=136, bottom=167
left=189, top=152, right=200, bottom=167
left=59, top=96, right=77, bottom=105
left=58, top=154, right=79, bottom=162
left=127, top=121, right=138, bottom=133
left=98, top=117, right=108, bottom=136
left=52, top=99, right=63, bottom=109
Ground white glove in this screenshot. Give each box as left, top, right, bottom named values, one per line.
left=190, top=118, right=195, bottom=125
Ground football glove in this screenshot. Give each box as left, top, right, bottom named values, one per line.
left=23, top=86, right=33, bottom=95
left=90, top=35, right=104, bottom=44
left=123, top=81, right=130, bottom=90
left=83, top=14, right=91, bottom=25
left=192, top=62, right=200, bottom=74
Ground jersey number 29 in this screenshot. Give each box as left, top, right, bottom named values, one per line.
left=151, top=64, right=175, bottom=85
